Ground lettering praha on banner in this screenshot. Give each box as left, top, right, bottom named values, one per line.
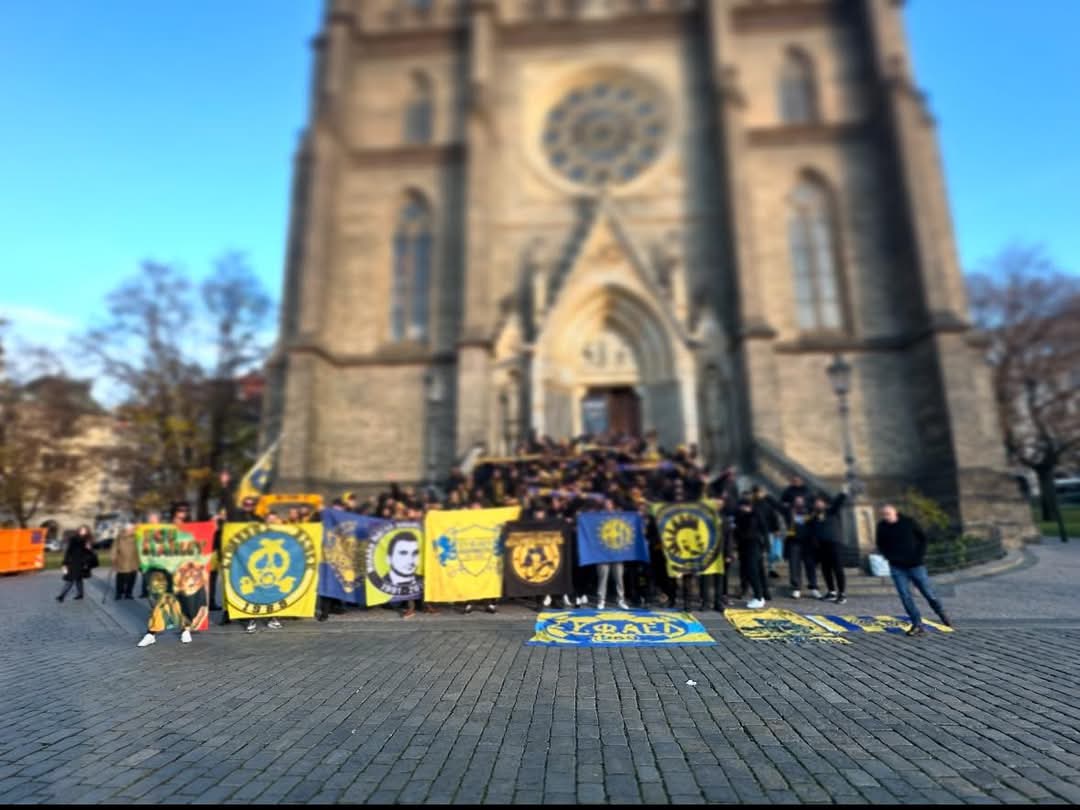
left=222, top=522, right=321, bottom=618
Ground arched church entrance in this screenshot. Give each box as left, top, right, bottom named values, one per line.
left=530, top=280, right=692, bottom=448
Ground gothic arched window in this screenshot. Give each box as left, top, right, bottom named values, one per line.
left=391, top=192, right=433, bottom=342
left=788, top=176, right=843, bottom=331
left=779, top=48, right=819, bottom=125
left=404, top=71, right=434, bottom=144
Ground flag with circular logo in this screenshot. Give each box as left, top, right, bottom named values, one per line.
left=575, top=511, right=649, bottom=566
left=502, top=519, right=573, bottom=598
left=423, top=506, right=521, bottom=603
left=653, top=502, right=724, bottom=576
left=365, top=521, right=423, bottom=605
left=223, top=522, right=321, bottom=618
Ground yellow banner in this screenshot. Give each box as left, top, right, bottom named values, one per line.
left=724, top=608, right=851, bottom=644
left=423, top=506, right=521, bottom=603
left=222, top=522, right=321, bottom=618
left=652, top=502, right=724, bottom=577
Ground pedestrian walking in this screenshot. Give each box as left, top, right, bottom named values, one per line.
left=875, top=503, right=952, bottom=636
left=56, top=526, right=96, bottom=602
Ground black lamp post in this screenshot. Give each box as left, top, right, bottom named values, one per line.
left=825, top=354, right=862, bottom=497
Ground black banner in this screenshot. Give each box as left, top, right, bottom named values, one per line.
left=502, top=520, right=573, bottom=598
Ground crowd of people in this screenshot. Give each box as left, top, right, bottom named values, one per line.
left=55, top=430, right=953, bottom=641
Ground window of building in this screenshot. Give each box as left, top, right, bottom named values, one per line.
left=391, top=193, right=433, bottom=342
left=779, top=48, right=819, bottom=125
left=404, top=71, right=434, bottom=144
left=788, top=177, right=843, bottom=331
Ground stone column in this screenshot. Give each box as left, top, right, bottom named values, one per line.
left=704, top=0, right=783, bottom=459
left=454, top=1, right=498, bottom=454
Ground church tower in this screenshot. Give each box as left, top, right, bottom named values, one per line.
left=264, top=0, right=1031, bottom=542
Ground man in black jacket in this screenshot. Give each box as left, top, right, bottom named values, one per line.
left=806, top=492, right=847, bottom=604
left=733, top=495, right=769, bottom=608
left=876, top=504, right=952, bottom=636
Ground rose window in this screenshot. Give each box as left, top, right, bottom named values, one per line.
left=542, top=78, right=668, bottom=188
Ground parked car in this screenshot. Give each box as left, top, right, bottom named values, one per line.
left=40, top=520, right=64, bottom=552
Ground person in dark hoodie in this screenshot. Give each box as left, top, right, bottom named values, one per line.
left=806, top=491, right=848, bottom=604
left=733, top=495, right=769, bottom=609
left=875, top=503, right=952, bottom=636
left=56, top=526, right=96, bottom=602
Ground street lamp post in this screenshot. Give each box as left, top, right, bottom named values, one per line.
left=825, top=353, right=862, bottom=497
left=826, top=354, right=873, bottom=558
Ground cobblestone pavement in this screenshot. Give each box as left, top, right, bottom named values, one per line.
left=2, top=540, right=1079, bottom=805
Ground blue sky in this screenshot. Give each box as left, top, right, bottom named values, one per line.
left=1, top=0, right=1077, bottom=366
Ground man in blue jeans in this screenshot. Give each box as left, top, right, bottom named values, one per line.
left=875, top=503, right=952, bottom=636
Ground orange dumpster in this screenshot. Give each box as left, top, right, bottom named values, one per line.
left=0, top=528, right=46, bottom=574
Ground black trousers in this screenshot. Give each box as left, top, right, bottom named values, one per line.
left=818, top=541, right=846, bottom=595
left=738, top=545, right=771, bottom=600
left=115, top=571, right=137, bottom=598
left=59, top=577, right=84, bottom=599
left=788, top=542, right=819, bottom=590
left=706, top=570, right=728, bottom=608
left=737, top=540, right=766, bottom=601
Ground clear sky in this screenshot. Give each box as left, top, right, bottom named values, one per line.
left=1, top=0, right=1077, bottom=365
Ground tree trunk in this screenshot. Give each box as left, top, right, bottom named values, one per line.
left=1035, top=465, right=1068, bottom=543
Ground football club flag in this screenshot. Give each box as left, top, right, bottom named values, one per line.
left=135, top=521, right=215, bottom=631
left=236, top=438, right=280, bottom=504
left=576, top=511, right=649, bottom=566
left=424, top=506, right=521, bottom=603
left=318, top=510, right=388, bottom=605
left=223, top=522, right=321, bottom=618
left=502, top=519, right=573, bottom=598
left=653, top=502, right=724, bottom=576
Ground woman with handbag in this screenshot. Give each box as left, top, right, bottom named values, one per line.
left=56, top=525, right=96, bottom=602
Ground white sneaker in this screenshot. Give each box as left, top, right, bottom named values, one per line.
left=791, top=590, right=801, bottom=600
left=137, top=633, right=156, bottom=648
left=809, top=589, right=822, bottom=599
left=542, top=594, right=552, bottom=607
left=821, top=591, right=836, bottom=601
left=617, top=599, right=630, bottom=610
left=596, top=600, right=605, bottom=610
left=746, top=598, right=765, bottom=609
left=580, top=596, right=589, bottom=607
left=180, top=629, right=192, bottom=644
left=562, top=595, right=573, bottom=608
left=267, top=618, right=282, bottom=629
left=246, top=620, right=257, bottom=633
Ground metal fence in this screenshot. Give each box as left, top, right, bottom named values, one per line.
left=924, top=523, right=1005, bottom=574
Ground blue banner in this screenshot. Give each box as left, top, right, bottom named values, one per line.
left=318, top=509, right=389, bottom=605
left=576, top=511, right=649, bottom=566
left=527, top=609, right=715, bottom=647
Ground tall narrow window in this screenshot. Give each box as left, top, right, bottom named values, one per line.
left=779, top=48, right=819, bottom=125
left=404, top=71, right=434, bottom=144
left=788, top=177, right=843, bottom=331
left=391, top=193, right=433, bottom=342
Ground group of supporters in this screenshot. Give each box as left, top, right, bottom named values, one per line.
left=56, top=430, right=953, bottom=641
left=216, top=432, right=856, bottom=619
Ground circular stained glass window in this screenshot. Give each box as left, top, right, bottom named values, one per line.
left=541, top=75, right=668, bottom=188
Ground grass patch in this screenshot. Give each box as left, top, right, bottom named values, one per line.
left=1033, top=505, right=1080, bottom=539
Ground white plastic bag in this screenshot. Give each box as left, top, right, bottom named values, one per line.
left=867, top=553, right=891, bottom=577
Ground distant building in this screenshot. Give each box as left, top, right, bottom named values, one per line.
left=265, top=0, right=1032, bottom=541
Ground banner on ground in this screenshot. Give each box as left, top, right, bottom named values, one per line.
left=222, top=522, right=321, bottom=618
left=576, top=511, right=649, bottom=566
left=724, top=608, right=850, bottom=644
left=653, top=501, right=724, bottom=577
left=501, top=519, right=572, bottom=598
left=136, top=522, right=215, bottom=632
left=808, top=615, right=954, bottom=634
left=527, top=609, right=715, bottom=647
left=424, top=506, right=521, bottom=603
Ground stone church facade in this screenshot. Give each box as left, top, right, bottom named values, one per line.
left=265, top=0, right=1030, bottom=538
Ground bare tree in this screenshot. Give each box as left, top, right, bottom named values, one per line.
left=968, top=245, right=1080, bottom=542
left=0, top=323, right=93, bottom=526
left=79, top=257, right=273, bottom=517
